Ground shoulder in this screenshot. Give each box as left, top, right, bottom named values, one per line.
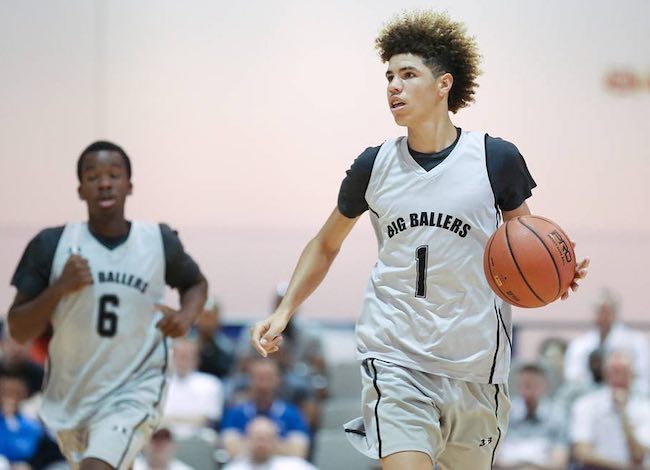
left=348, top=144, right=383, bottom=175
left=31, top=226, right=65, bottom=249
left=484, top=134, right=523, bottom=163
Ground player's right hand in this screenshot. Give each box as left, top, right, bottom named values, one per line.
left=250, top=312, right=289, bottom=357
left=54, top=254, right=93, bottom=295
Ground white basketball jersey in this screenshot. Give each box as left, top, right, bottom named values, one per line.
left=41, top=221, right=169, bottom=431
left=356, top=131, right=512, bottom=384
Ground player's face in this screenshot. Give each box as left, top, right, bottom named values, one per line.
left=78, top=150, right=132, bottom=218
left=386, top=53, right=440, bottom=127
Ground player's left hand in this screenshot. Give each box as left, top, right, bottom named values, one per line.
left=155, top=304, right=194, bottom=337
left=561, top=241, right=589, bottom=300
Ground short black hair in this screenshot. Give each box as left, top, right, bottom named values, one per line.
left=77, top=140, right=131, bottom=181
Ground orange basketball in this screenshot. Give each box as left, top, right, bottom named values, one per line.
left=483, top=215, right=576, bottom=308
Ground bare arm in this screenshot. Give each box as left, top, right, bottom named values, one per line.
left=502, top=201, right=531, bottom=221
left=574, top=442, right=635, bottom=470
left=250, top=207, right=359, bottom=356
left=156, top=273, right=208, bottom=337
left=7, top=254, right=92, bottom=343
left=621, top=411, right=649, bottom=465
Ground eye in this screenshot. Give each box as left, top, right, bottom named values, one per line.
left=404, top=72, right=416, bottom=79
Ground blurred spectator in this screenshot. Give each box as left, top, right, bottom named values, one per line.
left=538, top=337, right=568, bottom=397
left=564, top=288, right=649, bottom=394
left=133, top=428, right=193, bottom=470
left=571, top=350, right=650, bottom=469
left=162, top=337, right=224, bottom=439
left=221, top=358, right=309, bottom=460
left=0, top=372, right=43, bottom=467
left=223, top=417, right=316, bottom=470
left=549, top=348, right=603, bottom=442
left=0, top=328, right=43, bottom=398
left=196, top=297, right=236, bottom=380
left=495, top=363, right=568, bottom=470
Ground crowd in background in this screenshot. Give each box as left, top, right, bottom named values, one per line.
left=1, top=286, right=649, bottom=469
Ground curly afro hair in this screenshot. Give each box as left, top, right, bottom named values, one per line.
left=375, top=11, right=481, bottom=113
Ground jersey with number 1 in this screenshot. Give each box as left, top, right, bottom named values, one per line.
left=356, top=131, right=512, bottom=384
left=41, top=221, right=168, bottom=431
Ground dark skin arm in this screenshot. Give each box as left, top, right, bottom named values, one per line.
left=156, top=273, right=208, bottom=337
left=7, top=254, right=93, bottom=343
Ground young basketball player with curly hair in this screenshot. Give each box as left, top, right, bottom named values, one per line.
left=251, top=11, right=588, bottom=470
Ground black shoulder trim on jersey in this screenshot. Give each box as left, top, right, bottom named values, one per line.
left=337, top=144, right=382, bottom=219
left=484, top=134, right=501, bottom=230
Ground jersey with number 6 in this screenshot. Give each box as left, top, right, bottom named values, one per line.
left=356, top=131, right=514, bottom=384
left=41, top=221, right=168, bottom=431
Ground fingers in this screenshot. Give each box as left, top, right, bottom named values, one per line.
left=156, top=315, right=187, bottom=337
left=250, top=322, right=284, bottom=357
left=155, top=303, right=177, bottom=316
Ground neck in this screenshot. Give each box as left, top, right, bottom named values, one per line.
left=88, top=214, right=129, bottom=238
left=406, top=112, right=457, bottom=153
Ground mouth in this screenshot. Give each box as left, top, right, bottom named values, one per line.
left=97, top=196, right=117, bottom=209
left=389, top=98, right=406, bottom=111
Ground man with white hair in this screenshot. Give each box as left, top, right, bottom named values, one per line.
left=564, top=288, right=649, bottom=394
left=570, top=350, right=650, bottom=469
left=223, top=417, right=316, bottom=470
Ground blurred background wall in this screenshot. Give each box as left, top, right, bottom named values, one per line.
left=1, top=0, right=649, bottom=334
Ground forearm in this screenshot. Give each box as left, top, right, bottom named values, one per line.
left=574, top=444, right=629, bottom=470
left=276, top=235, right=340, bottom=319
left=7, top=286, right=64, bottom=343
left=622, top=416, right=648, bottom=465
left=178, top=274, right=208, bottom=322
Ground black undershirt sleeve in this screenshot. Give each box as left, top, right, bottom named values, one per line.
left=337, top=145, right=382, bottom=218
left=485, top=135, right=537, bottom=211
left=10, top=227, right=64, bottom=299
left=159, top=224, right=202, bottom=291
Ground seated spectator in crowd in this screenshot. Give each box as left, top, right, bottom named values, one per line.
left=571, top=350, right=650, bottom=469
left=162, top=338, right=224, bottom=439
left=495, top=363, right=568, bottom=470
left=133, top=428, right=193, bottom=470
left=0, top=327, right=43, bottom=399
left=223, top=417, right=316, bottom=470
left=196, top=297, right=236, bottom=380
left=229, top=283, right=328, bottom=442
left=0, top=372, right=43, bottom=467
left=549, top=348, right=604, bottom=441
left=538, top=337, right=568, bottom=398
left=564, top=288, right=649, bottom=394
left=221, top=358, right=309, bottom=460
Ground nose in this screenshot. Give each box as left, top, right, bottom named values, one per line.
left=388, top=76, right=402, bottom=94
left=98, top=174, right=113, bottom=189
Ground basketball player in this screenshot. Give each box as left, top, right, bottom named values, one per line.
left=251, top=11, right=589, bottom=470
left=6, top=141, right=208, bottom=470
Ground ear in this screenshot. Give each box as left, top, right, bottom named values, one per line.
left=437, top=72, right=454, bottom=96
left=77, top=184, right=85, bottom=201
left=127, top=181, right=133, bottom=196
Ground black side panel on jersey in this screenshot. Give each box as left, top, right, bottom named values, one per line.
left=337, top=145, right=382, bottom=218
left=11, top=226, right=65, bottom=299
left=159, top=223, right=202, bottom=290
left=484, top=135, right=537, bottom=212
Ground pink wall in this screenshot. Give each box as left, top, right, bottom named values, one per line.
left=1, top=0, right=649, bottom=323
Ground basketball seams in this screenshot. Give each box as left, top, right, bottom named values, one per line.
left=504, top=221, right=547, bottom=306
left=485, top=231, right=526, bottom=308
left=517, top=217, right=562, bottom=301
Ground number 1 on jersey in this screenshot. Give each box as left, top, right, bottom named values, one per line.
left=415, top=245, right=428, bottom=298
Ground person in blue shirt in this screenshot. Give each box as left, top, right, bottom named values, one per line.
left=221, top=358, right=309, bottom=460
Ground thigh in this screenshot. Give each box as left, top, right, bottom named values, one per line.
left=360, top=359, right=443, bottom=462
left=437, top=382, right=510, bottom=470
left=84, top=403, right=158, bottom=470
left=56, top=428, right=88, bottom=470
